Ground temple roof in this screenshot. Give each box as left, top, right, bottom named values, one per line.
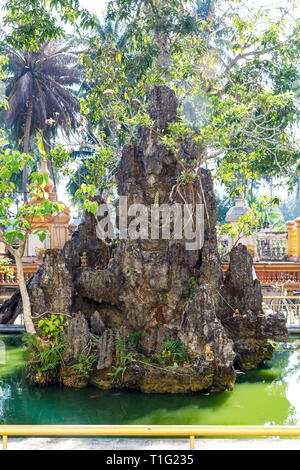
left=225, top=197, right=249, bottom=223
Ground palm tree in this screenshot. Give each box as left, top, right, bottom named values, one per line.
left=3, top=41, right=83, bottom=200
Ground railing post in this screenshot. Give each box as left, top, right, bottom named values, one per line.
left=287, top=221, right=296, bottom=260
left=295, top=218, right=300, bottom=262
left=2, top=435, right=7, bottom=450
left=190, top=435, right=195, bottom=450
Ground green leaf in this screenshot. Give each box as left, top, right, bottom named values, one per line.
left=38, top=232, right=46, bottom=243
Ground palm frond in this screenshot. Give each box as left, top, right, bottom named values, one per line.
left=3, top=40, right=82, bottom=144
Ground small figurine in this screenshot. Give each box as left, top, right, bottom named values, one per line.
left=205, top=346, right=214, bottom=361
left=81, top=252, right=88, bottom=267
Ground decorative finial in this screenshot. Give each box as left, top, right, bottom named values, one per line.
left=39, top=158, right=54, bottom=194
left=81, top=252, right=88, bottom=267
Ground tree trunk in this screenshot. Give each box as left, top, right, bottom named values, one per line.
left=43, top=135, right=57, bottom=194
left=15, top=255, right=36, bottom=334
left=23, top=100, right=33, bottom=202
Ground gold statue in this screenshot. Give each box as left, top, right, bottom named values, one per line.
left=81, top=252, right=88, bottom=267
left=205, top=346, right=214, bottom=361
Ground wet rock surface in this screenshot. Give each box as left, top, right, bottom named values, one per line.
left=0, top=85, right=288, bottom=392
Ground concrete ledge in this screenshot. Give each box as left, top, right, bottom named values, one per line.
left=2, top=437, right=300, bottom=450
left=0, top=324, right=25, bottom=334
left=288, top=326, right=300, bottom=334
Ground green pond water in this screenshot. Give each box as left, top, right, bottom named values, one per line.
left=0, top=334, right=300, bottom=426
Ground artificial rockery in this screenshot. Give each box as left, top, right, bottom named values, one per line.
left=0, top=86, right=287, bottom=392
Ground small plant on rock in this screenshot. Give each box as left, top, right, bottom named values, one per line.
left=187, top=276, right=198, bottom=296
left=128, top=332, right=146, bottom=350
left=107, top=336, right=133, bottom=381
left=153, top=335, right=189, bottom=367
left=23, top=314, right=68, bottom=384
left=38, top=314, right=68, bottom=341
left=23, top=332, right=66, bottom=385
left=71, top=353, right=97, bottom=380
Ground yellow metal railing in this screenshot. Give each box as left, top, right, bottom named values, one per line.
left=1, top=425, right=300, bottom=450
left=263, top=296, right=300, bottom=326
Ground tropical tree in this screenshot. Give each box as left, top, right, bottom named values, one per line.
left=3, top=41, right=83, bottom=200
left=280, top=194, right=300, bottom=222
left=0, top=150, right=64, bottom=333
left=53, top=1, right=230, bottom=203
left=58, top=0, right=296, bottom=220
left=2, top=0, right=97, bottom=51
left=244, top=195, right=285, bottom=230
left=215, top=192, right=234, bottom=224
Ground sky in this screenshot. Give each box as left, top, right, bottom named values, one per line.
left=79, top=0, right=108, bottom=18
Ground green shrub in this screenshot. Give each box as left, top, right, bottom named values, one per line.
left=187, top=276, right=198, bottom=296
left=128, top=331, right=146, bottom=350
left=23, top=332, right=66, bottom=384
left=107, top=336, right=133, bottom=381
left=38, top=314, right=68, bottom=341
left=71, top=353, right=96, bottom=379
left=153, top=335, right=188, bottom=366
left=23, top=314, right=68, bottom=384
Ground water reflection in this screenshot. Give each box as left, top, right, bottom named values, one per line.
left=0, top=335, right=300, bottom=426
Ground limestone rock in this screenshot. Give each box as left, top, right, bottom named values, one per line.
left=31, top=249, right=74, bottom=317
left=63, top=312, right=90, bottom=364
left=219, top=244, right=288, bottom=369
left=0, top=250, right=73, bottom=325
left=63, top=203, right=113, bottom=277
left=90, top=311, right=105, bottom=336
left=147, top=85, right=178, bottom=131
left=0, top=86, right=287, bottom=392
left=97, top=329, right=120, bottom=370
